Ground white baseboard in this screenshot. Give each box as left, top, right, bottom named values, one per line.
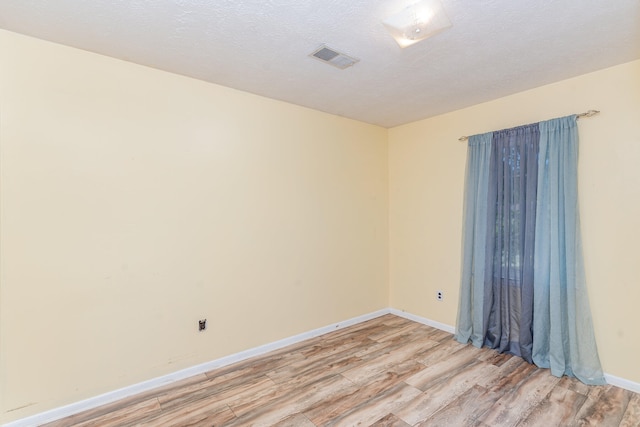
left=604, top=373, right=640, bottom=394
left=389, top=308, right=456, bottom=334
left=5, top=308, right=640, bottom=426
left=2, top=309, right=390, bottom=427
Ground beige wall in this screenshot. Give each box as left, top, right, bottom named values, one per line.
left=0, top=30, right=388, bottom=423
left=389, top=60, right=640, bottom=383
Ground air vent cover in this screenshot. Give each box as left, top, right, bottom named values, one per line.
left=310, top=45, right=359, bottom=69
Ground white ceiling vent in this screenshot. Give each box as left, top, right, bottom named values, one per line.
left=309, top=45, right=359, bottom=70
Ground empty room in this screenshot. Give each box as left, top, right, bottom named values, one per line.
left=1, top=1, right=639, bottom=426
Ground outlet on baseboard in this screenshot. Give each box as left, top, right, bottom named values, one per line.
left=436, top=291, right=443, bottom=301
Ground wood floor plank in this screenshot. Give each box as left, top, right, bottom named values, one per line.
left=377, top=326, right=442, bottom=351
left=136, top=400, right=235, bottom=427
left=379, top=314, right=415, bottom=327
left=483, top=356, right=537, bottom=392
left=586, top=383, right=614, bottom=400
left=556, top=375, right=592, bottom=396
left=472, top=357, right=526, bottom=394
left=54, top=397, right=161, bottom=427
left=477, top=367, right=561, bottom=427
left=414, top=385, right=499, bottom=427
left=264, top=338, right=374, bottom=384
left=573, top=386, right=632, bottom=426
left=43, top=315, right=640, bottom=427
left=369, top=321, right=424, bottom=342
left=394, top=359, right=491, bottom=425
left=370, top=413, right=412, bottom=427
left=157, top=374, right=276, bottom=412
left=516, top=385, right=587, bottom=427
left=477, top=348, right=514, bottom=366
left=341, top=339, right=434, bottom=385
left=319, top=382, right=423, bottom=427
left=210, top=376, right=293, bottom=418
left=423, top=328, right=456, bottom=342
left=41, top=374, right=209, bottom=427
left=404, top=344, right=482, bottom=390
left=203, top=345, right=307, bottom=382
left=619, top=391, right=640, bottom=427
left=269, top=412, right=316, bottom=427
left=322, top=316, right=404, bottom=342
left=413, top=337, right=470, bottom=367
left=302, top=360, right=425, bottom=425
left=225, top=374, right=356, bottom=426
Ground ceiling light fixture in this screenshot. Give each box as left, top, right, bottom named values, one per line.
left=383, top=0, right=452, bottom=48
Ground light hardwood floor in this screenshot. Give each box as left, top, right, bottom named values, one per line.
left=44, top=314, right=640, bottom=426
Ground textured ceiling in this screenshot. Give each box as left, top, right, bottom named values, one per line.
left=1, top=0, right=639, bottom=128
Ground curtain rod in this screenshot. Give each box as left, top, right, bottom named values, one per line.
left=457, top=110, right=600, bottom=142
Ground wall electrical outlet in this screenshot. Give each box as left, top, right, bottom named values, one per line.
left=436, top=291, right=444, bottom=301
left=198, top=319, right=207, bottom=331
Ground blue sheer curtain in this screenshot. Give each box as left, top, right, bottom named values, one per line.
left=532, top=116, right=604, bottom=384
left=456, top=132, right=492, bottom=348
left=455, top=115, right=605, bottom=385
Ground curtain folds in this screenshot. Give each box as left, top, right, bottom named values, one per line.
left=456, top=132, right=492, bottom=348
left=455, top=115, right=605, bottom=385
left=484, top=124, right=539, bottom=362
left=532, top=116, right=604, bottom=384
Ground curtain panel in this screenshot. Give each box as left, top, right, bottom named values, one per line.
left=455, top=115, right=605, bottom=385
